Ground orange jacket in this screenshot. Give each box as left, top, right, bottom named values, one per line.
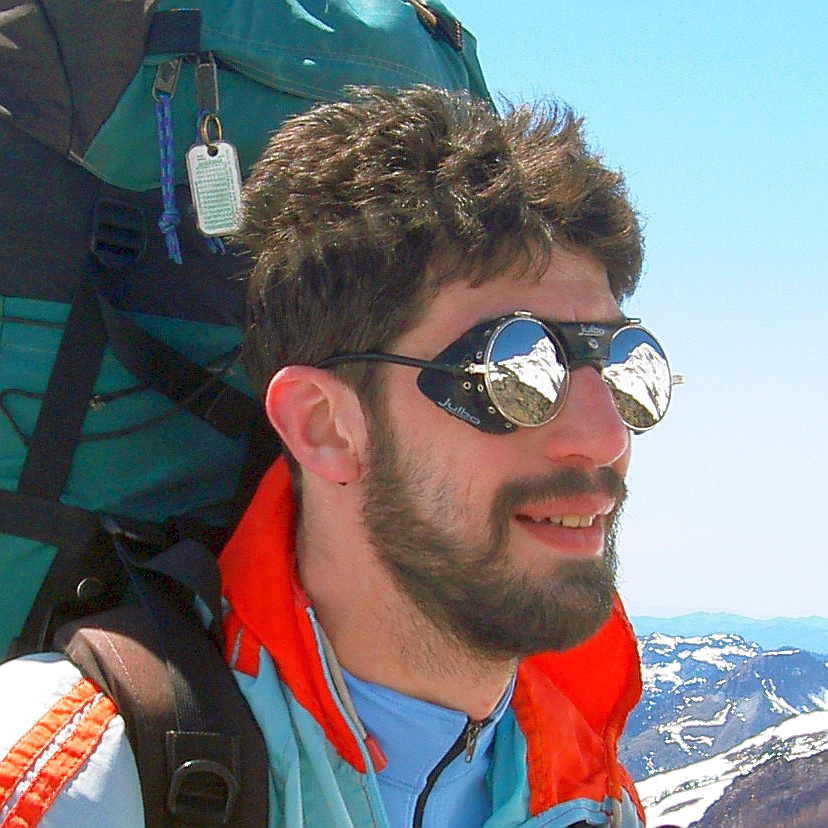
left=220, top=458, right=645, bottom=825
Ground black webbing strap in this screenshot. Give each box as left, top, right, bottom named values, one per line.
left=95, top=289, right=257, bottom=439
left=0, top=491, right=99, bottom=550
left=17, top=274, right=107, bottom=500
left=8, top=275, right=110, bottom=656
left=146, top=9, right=202, bottom=56
left=107, top=530, right=225, bottom=647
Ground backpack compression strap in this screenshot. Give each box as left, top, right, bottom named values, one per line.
left=7, top=272, right=116, bottom=656
left=55, top=538, right=269, bottom=828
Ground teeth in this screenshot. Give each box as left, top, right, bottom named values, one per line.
left=562, top=515, right=594, bottom=529
left=523, top=515, right=596, bottom=528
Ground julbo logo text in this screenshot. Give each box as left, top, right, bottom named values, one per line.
left=438, top=397, right=482, bottom=426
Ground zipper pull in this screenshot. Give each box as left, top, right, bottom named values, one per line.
left=153, top=57, right=182, bottom=100
left=464, top=720, right=484, bottom=763
left=196, top=52, right=219, bottom=114
left=365, top=734, right=388, bottom=773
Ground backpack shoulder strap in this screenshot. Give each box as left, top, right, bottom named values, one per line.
left=54, top=541, right=268, bottom=828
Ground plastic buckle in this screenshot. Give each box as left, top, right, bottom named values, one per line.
left=167, top=758, right=239, bottom=826
left=89, top=197, right=147, bottom=271
left=98, top=514, right=172, bottom=556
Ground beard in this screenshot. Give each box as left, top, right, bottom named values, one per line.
left=361, top=416, right=626, bottom=662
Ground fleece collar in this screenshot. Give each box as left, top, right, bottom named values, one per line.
left=219, top=457, right=643, bottom=819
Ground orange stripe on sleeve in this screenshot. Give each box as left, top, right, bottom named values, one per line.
left=0, top=681, right=118, bottom=828
left=0, top=679, right=100, bottom=809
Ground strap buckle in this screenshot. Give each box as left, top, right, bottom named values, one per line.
left=90, top=197, right=147, bottom=271
left=166, top=732, right=240, bottom=826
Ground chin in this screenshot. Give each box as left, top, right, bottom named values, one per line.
left=446, top=555, right=617, bottom=660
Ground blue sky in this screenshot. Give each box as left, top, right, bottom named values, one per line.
left=445, top=0, right=828, bottom=619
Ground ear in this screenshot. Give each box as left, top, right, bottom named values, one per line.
left=264, top=366, right=366, bottom=484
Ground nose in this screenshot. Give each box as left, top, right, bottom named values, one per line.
left=540, top=365, right=630, bottom=467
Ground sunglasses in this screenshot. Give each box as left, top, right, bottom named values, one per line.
left=316, top=311, right=673, bottom=434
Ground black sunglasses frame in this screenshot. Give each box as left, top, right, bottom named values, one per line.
left=316, top=311, right=671, bottom=434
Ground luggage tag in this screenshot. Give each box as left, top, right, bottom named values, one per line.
left=186, top=112, right=242, bottom=236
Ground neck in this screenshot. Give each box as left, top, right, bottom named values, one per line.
left=296, top=499, right=516, bottom=721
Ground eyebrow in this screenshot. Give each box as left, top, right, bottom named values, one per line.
left=470, top=309, right=631, bottom=328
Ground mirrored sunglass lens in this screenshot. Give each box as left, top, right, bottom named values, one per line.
left=604, top=327, right=671, bottom=431
left=486, top=319, right=567, bottom=427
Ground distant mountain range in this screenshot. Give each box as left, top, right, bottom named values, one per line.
left=623, top=626, right=828, bottom=826
left=630, top=613, right=828, bottom=655
left=621, top=632, right=828, bottom=780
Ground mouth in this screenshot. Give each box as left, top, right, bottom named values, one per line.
left=516, top=514, right=597, bottom=529
left=511, top=499, right=615, bottom=557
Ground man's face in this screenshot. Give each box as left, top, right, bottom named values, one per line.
left=360, top=248, right=632, bottom=661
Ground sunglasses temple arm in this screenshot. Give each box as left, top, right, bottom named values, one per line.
left=316, top=351, right=468, bottom=378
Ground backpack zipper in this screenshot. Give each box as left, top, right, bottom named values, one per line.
left=411, top=716, right=490, bottom=828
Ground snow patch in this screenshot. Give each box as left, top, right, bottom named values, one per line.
left=638, top=709, right=828, bottom=827
left=641, top=660, right=683, bottom=690
left=690, top=642, right=757, bottom=670
left=762, top=677, right=800, bottom=716
left=809, top=688, right=828, bottom=710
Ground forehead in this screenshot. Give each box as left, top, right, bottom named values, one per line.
left=399, top=247, right=623, bottom=355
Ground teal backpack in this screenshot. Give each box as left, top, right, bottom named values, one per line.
left=0, top=3, right=490, bottom=823
left=0, top=0, right=491, bottom=659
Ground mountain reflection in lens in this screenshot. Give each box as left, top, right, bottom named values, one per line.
left=485, top=318, right=567, bottom=427
left=603, top=327, right=671, bottom=431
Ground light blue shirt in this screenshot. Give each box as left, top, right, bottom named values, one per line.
left=341, top=669, right=516, bottom=828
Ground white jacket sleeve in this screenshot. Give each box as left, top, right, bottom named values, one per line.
left=0, top=653, right=145, bottom=827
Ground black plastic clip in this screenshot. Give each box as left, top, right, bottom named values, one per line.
left=89, top=198, right=147, bottom=272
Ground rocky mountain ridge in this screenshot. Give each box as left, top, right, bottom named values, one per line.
left=637, top=708, right=828, bottom=827
left=688, top=747, right=828, bottom=828
left=620, top=632, right=828, bottom=780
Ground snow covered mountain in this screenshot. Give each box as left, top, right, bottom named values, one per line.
left=631, top=614, right=828, bottom=656
left=637, top=709, right=828, bottom=827
left=620, top=633, right=828, bottom=780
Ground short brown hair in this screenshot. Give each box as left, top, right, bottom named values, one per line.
left=238, top=85, right=642, bottom=397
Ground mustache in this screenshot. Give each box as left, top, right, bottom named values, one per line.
left=492, top=466, right=627, bottom=516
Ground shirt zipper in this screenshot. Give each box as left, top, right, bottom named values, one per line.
left=411, top=716, right=490, bottom=828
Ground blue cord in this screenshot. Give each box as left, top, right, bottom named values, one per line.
left=154, top=92, right=183, bottom=264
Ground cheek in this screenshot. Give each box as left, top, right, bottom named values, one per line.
left=382, top=368, right=526, bottom=514
left=399, top=404, right=498, bottom=511
left=434, top=430, right=525, bottom=533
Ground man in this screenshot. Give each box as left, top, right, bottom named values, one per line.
left=0, top=86, right=672, bottom=826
